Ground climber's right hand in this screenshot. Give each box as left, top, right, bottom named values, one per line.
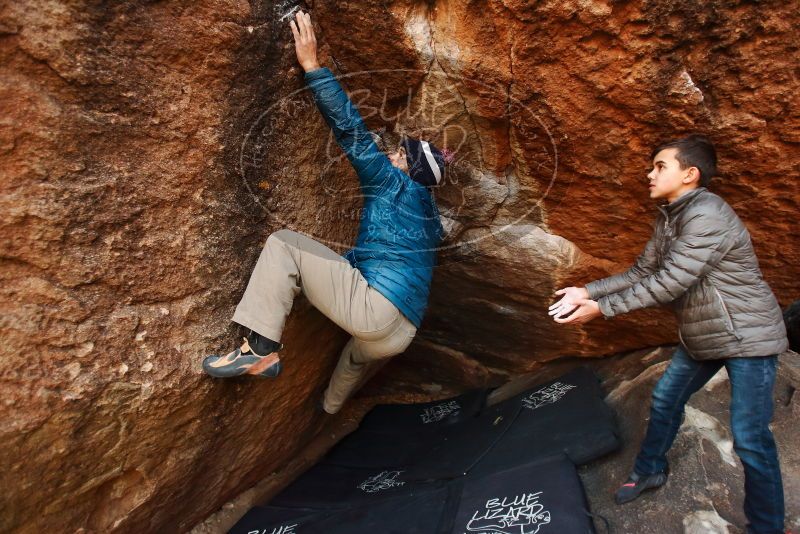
left=290, top=11, right=320, bottom=73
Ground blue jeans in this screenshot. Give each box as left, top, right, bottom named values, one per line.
left=634, top=346, right=784, bottom=534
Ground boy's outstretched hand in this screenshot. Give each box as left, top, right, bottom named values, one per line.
left=290, top=11, right=320, bottom=73
left=549, top=286, right=602, bottom=324
left=548, top=286, right=587, bottom=318
left=552, top=298, right=602, bottom=324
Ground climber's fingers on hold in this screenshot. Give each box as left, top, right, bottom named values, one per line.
left=294, top=11, right=314, bottom=43
left=292, top=12, right=306, bottom=42
left=297, top=11, right=307, bottom=39
left=289, top=18, right=300, bottom=42
left=305, top=12, right=316, bottom=42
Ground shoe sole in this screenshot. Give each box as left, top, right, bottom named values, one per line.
left=202, top=351, right=280, bottom=378
left=247, top=353, right=281, bottom=376
left=254, top=359, right=282, bottom=378
left=614, top=474, right=668, bottom=505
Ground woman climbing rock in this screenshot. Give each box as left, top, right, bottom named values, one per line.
left=202, top=11, right=449, bottom=415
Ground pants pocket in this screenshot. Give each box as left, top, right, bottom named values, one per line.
left=354, top=316, right=417, bottom=361
left=356, top=285, right=401, bottom=337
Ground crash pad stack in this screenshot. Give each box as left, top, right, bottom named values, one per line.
left=230, top=366, right=619, bottom=534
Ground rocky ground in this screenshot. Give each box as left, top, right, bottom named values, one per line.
left=194, top=347, right=800, bottom=533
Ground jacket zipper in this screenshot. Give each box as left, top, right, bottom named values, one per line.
left=677, top=328, right=694, bottom=358
left=656, top=209, right=670, bottom=263
left=712, top=285, right=742, bottom=340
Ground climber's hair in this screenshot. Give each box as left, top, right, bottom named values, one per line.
left=651, top=134, right=717, bottom=188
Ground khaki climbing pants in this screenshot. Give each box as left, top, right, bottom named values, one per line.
left=232, top=229, right=417, bottom=414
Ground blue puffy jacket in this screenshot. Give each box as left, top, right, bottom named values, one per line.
left=305, top=67, right=443, bottom=328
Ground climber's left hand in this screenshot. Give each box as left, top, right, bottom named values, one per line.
left=290, top=11, right=320, bottom=73
left=552, top=298, right=602, bottom=325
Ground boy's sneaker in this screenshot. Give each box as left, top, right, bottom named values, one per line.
left=202, top=337, right=282, bottom=378
left=614, top=469, right=669, bottom=504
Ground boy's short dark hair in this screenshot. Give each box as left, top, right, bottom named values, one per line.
left=651, top=134, right=717, bottom=187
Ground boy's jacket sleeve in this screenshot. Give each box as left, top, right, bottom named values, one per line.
left=304, top=67, right=395, bottom=190
left=586, top=230, right=659, bottom=300
left=596, top=211, right=736, bottom=317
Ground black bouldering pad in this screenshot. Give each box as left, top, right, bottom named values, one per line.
left=231, top=486, right=453, bottom=534
left=252, top=367, right=618, bottom=532
left=269, top=463, right=442, bottom=509
left=471, top=367, right=619, bottom=476
left=449, top=455, right=597, bottom=534
left=323, top=400, right=520, bottom=479
left=321, top=429, right=419, bottom=470
left=357, top=389, right=487, bottom=434
left=229, top=506, right=326, bottom=534
left=412, top=401, right=521, bottom=479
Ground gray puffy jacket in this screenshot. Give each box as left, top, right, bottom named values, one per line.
left=586, top=187, right=788, bottom=360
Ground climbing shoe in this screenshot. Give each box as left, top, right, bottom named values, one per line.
left=614, top=469, right=669, bottom=505
left=202, top=337, right=282, bottom=378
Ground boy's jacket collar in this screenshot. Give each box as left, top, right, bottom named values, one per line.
left=658, top=187, right=707, bottom=217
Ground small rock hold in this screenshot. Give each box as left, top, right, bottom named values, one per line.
left=141, top=362, right=153, bottom=373
left=62, top=391, right=81, bottom=401
left=76, top=341, right=94, bottom=358
left=65, top=362, right=81, bottom=380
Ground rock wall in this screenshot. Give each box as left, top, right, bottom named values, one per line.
left=1, top=0, right=797, bottom=532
